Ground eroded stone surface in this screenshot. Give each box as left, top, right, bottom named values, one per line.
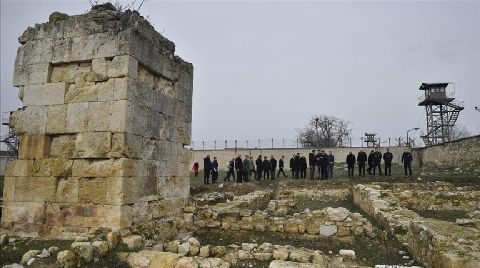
left=2, top=4, right=193, bottom=236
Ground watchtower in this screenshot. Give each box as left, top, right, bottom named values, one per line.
left=418, top=83, right=464, bottom=146
left=364, top=133, right=377, bottom=147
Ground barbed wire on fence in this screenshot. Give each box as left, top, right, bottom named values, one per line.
left=188, top=136, right=417, bottom=150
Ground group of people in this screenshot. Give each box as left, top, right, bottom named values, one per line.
left=345, top=149, right=413, bottom=177
left=194, top=149, right=414, bottom=184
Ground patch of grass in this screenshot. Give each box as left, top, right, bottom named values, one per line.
left=0, top=239, right=73, bottom=266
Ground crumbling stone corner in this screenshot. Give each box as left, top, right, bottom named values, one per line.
left=1, top=5, right=193, bottom=237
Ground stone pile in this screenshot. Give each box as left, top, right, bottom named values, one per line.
left=195, top=204, right=377, bottom=238
left=2, top=3, right=193, bottom=236
left=160, top=237, right=360, bottom=267
left=353, top=183, right=480, bottom=268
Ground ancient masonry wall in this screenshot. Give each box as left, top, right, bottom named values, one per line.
left=1, top=6, right=193, bottom=236
left=412, top=135, right=480, bottom=167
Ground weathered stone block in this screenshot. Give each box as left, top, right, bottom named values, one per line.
left=50, top=134, right=76, bottom=158
left=18, top=134, right=51, bottom=159
left=13, top=176, right=57, bottom=202
left=13, top=63, right=50, bottom=86
left=110, top=132, right=142, bottom=159
left=23, top=82, right=66, bottom=106
left=66, top=102, right=88, bottom=133
left=75, top=132, right=111, bottom=158
left=56, top=177, right=79, bottom=203
left=108, top=55, right=138, bottom=78
left=5, top=160, right=33, bottom=177
left=46, top=104, right=67, bottom=133
left=1, top=201, right=46, bottom=225
left=92, top=57, right=110, bottom=81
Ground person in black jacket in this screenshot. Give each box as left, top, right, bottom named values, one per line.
left=320, top=151, right=329, bottom=180
left=401, top=150, right=413, bottom=176
left=270, top=156, right=277, bottom=180
left=300, top=156, right=307, bottom=179
left=373, top=149, right=382, bottom=176
left=277, top=156, right=287, bottom=178
left=212, top=157, right=219, bottom=183
left=346, top=151, right=356, bottom=177
left=256, top=155, right=263, bottom=180
left=367, top=150, right=374, bottom=175
left=383, top=148, right=393, bottom=176
left=235, top=155, right=243, bottom=183
left=357, top=150, right=367, bottom=177
left=328, top=151, right=335, bottom=178
left=289, top=155, right=295, bottom=178
left=294, top=153, right=301, bottom=179
left=203, top=155, right=212, bottom=184
left=308, top=150, right=316, bottom=179
left=262, top=156, right=270, bottom=179
left=243, top=155, right=250, bottom=182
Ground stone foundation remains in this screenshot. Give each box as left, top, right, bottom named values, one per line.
left=1, top=4, right=193, bottom=236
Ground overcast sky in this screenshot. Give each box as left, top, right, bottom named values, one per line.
left=1, top=0, right=479, bottom=147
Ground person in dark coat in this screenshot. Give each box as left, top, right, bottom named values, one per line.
left=212, top=157, right=219, bottom=183
left=357, top=150, right=367, bottom=177
left=294, top=153, right=301, bottom=179
left=289, top=155, right=295, bottom=178
left=224, top=159, right=235, bottom=181
left=300, top=156, right=307, bottom=179
left=277, top=156, right=287, bottom=178
left=328, top=151, right=335, bottom=178
left=256, top=155, right=263, bottom=180
left=383, top=148, right=393, bottom=176
left=308, top=150, right=316, bottom=179
left=401, top=150, right=413, bottom=176
left=243, top=155, right=250, bottom=182
left=320, top=151, right=329, bottom=180
left=235, top=155, right=243, bottom=183
left=346, top=151, right=356, bottom=177
left=373, top=149, right=382, bottom=176
left=367, top=150, right=374, bottom=175
left=269, top=156, right=277, bottom=180
left=203, top=155, right=212, bottom=184
left=262, top=156, right=270, bottom=179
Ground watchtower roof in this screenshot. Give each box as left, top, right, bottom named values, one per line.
left=419, top=83, right=449, bottom=91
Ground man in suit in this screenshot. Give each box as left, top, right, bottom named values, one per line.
left=367, top=150, right=374, bottom=175
left=294, top=153, right=301, bottom=179
left=320, top=151, right=329, bottom=180
left=203, top=155, right=212, bottom=184
left=383, top=148, right=393, bottom=176
left=212, top=157, right=219, bottom=183
left=346, top=151, right=356, bottom=177
left=300, top=155, right=307, bottom=179
left=256, top=155, right=263, bottom=180
left=235, top=155, right=243, bottom=183
left=357, top=150, right=367, bottom=177
left=262, top=156, right=271, bottom=179
left=243, top=155, right=250, bottom=182
left=308, top=150, right=316, bottom=179
left=401, top=150, right=413, bottom=176
left=270, top=156, right=277, bottom=180
left=277, top=156, right=287, bottom=178
left=289, top=155, right=295, bottom=178
left=373, top=149, right=382, bottom=176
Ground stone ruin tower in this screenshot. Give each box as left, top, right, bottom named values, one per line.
left=1, top=4, right=193, bottom=236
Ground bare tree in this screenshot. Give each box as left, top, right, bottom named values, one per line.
left=297, top=115, right=352, bottom=148
left=449, top=124, right=471, bottom=141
